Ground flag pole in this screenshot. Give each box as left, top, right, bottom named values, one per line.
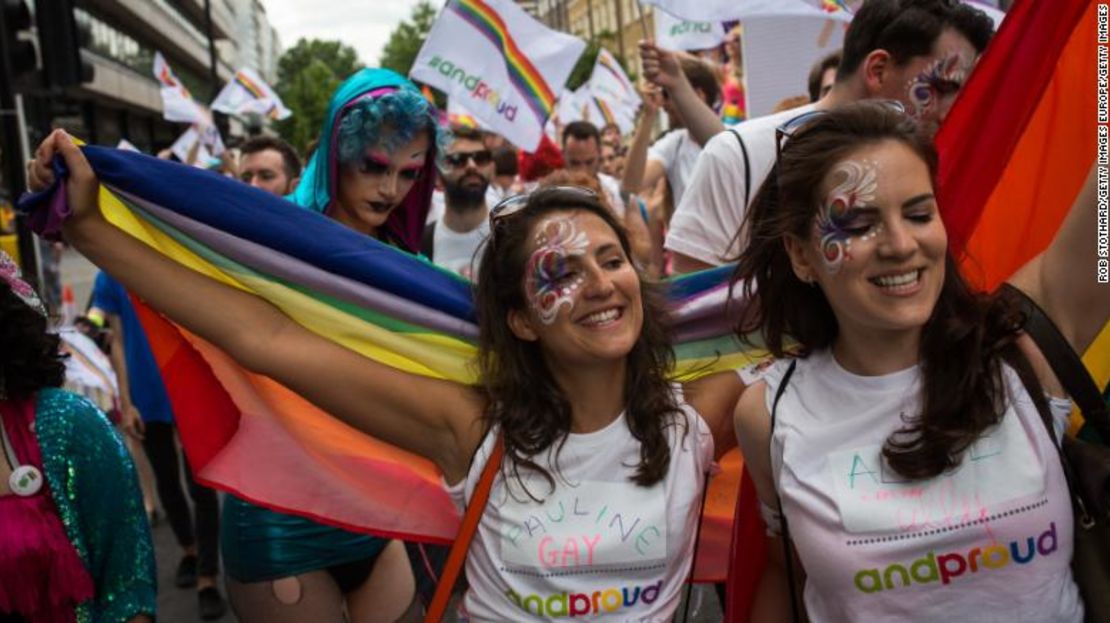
left=634, top=0, right=650, bottom=42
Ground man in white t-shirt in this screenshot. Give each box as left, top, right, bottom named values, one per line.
left=422, top=126, right=495, bottom=280
left=666, top=0, right=996, bottom=272
left=623, top=53, right=723, bottom=207
left=561, top=120, right=626, bottom=217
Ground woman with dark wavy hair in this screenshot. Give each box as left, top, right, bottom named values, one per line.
left=732, top=102, right=1105, bottom=622
left=28, top=126, right=744, bottom=621
left=0, top=252, right=155, bottom=622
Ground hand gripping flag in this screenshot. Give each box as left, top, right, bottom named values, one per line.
left=153, top=52, right=211, bottom=126
left=410, top=0, right=586, bottom=150
left=19, top=147, right=765, bottom=581
left=211, top=68, right=293, bottom=121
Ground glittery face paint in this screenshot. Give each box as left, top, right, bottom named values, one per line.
left=814, top=160, right=881, bottom=274
left=905, top=53, right=972, bottom=121
left=525, top=217, right=590, bottom=324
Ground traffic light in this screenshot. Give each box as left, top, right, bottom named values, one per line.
left=34, top=0, right=93, bottom=89
left=0, top=0, right=36, bottom=84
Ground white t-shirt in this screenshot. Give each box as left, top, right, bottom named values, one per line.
left=425, top=187, right=504, bottom=226
left=430, top=219, right=490, bottom=280
left=445, top=391, right=713, bottom=622
left=598, top=172, right=626, bottom=218
left=761, top=351, right=1082, bottom=623
left=647, top=128, right=700, bottom=206
left=665, top=104, right=817, bottom=266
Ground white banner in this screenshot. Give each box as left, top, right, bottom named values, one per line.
left=410, top=0, right=586, bottom=150
left=211, top=68, right=292, bottom=120
left=640, top=0, right=850, bottom=24
left=653, top=8, right=726, bottom=51
left=743, top=14, right=846, bottom=117
left=153, top=52, right=211, bottom=125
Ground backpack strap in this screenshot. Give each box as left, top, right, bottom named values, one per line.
left=730, top=129, right=752, bottom=209
left=769, top=360, right=802, bottom=623
left=421, top=222, right=437, bottom=260
left=424, top=435, right=504, bottom=622
left=1000, top=283, right=1110, bottom=442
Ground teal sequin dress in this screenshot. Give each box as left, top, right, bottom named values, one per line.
left=33, top=389, right=157, bottom=622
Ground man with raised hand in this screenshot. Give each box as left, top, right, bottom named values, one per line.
left=666, top=0, right=994, bottom=273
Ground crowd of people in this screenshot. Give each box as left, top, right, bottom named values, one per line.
left=1, top=0, right=1106, bottom=621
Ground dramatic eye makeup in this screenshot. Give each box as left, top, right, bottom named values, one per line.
left=525, top=217, right=590, bottom=325
left=905, top=52, right=971, bottom=120
left=814, top=160, right=881, bottom=274
left=358, top=155, right=424, bottom=181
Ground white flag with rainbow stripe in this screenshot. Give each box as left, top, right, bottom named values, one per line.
left=211, top=68, right=292, bottom=120
left=410, top=0, right=586, bottom=150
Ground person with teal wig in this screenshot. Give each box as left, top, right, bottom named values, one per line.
left=289, top=67, right=448, bottom=252
left=220, top=68, right=446, bottom=623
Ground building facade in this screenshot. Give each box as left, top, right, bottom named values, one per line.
left=232, top=0, right=281, bottom=83
left=535, top=0, right=654, bottom=77
left=28, top=0, right=274, bottom=153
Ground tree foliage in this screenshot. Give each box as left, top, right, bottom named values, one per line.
left=379, top=1, right=439, bottom=77
left=274, top=39, right=364, bottom=155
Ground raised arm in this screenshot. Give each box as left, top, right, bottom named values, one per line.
left=621, top=84, right=664, bottom=196
left=1009, top=165, right=1109, bottom=355
left=29, top=130, right=486, bottom=482
left=639, top=41, right=725, bottom=148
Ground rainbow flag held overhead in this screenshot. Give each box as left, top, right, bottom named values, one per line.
left=410, top=0, right=585, bottom=150
left=20, top=145, right=762, bottom=581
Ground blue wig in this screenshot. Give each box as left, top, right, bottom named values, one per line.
left=289, top=68, right=450, bottom=252
left=335, top=89, right=452, bottom=166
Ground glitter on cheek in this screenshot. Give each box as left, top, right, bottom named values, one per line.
left=814, top=160, right=879, bottom=274
left=524, top=218, right=590, bottom=325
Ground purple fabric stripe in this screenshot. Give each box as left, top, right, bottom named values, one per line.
left=113, top=187, right=479, bottom=339
left=673, top=318, right=735, bottom=344
left=669, top=285, right=745, bottom=323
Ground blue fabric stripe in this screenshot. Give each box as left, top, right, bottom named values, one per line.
left=80, top=146, right=477, bottom=322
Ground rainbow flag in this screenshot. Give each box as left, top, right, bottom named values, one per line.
left=934, top=0, right=1108, bottom=432
left=21, top=147, right=762, bottom=581
left=592, top=96, right=617, bottom=127
left=725, top=0, right=1106, bottom=619
left=410, top=0, right=585, bottom=150
left=211, top=68, right=292, bottom=121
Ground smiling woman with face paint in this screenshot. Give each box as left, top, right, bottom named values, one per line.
left=731, top=102, right=1106, bottom=622
left=28, top=113, right=747, bottom=619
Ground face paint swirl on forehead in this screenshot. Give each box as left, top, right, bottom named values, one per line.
left=525, top=217, right=589, bottom=325
left=906, top=52, right=972, bottom=120
left=814, top=160, right=881, bottom=274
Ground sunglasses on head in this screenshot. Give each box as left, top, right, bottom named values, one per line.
left=444, top=149, right=493, bottom=169
left=774, top=100, right=906, bottom=163
left=489, top=185, right=600, bottom=227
